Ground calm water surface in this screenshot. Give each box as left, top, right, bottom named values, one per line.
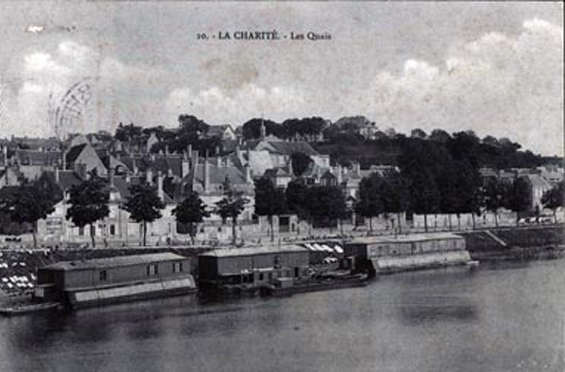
left=1, top=260, right=564, bottom=372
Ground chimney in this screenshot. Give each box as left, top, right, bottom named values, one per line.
left=288, top=158, right=293, bottom=176
left=204, top=151, right=210, bottom=192
left=107, top=164, right=113, bottom=186
left=245, top=163, right=252, bottom=183
left=146, top=168, right=153, bottom=185
left=157, top=171, right=164, bottom=200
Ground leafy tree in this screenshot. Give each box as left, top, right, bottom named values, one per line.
left=285, top=180, right=311, bottom=234
left=0, top=174, right=62, bottom=247
left=172, top=191, right=210, bottom=244
left=66, top=172, right=110, bottom=248
left=254, top=177, right=286, bottom=241
left=506, top=177, right=532, bottom=225
left=215, top=177, right=250, bottom=246
left=429, top=129, right=451, bottom=143
left=356, top=173, right=386, bottom=232
left=482, top=178, right=509, bottom=227
left=542, top=182, right=564, bottom=222
left=115, top=122, right=144, bottom=145
left=241, top=118, right=286, bottom=139
left=178, top=114, right=210, bottom=135
left=410, top=128, right=428, bottom=139
left=290, top=152, right=313, bottom=176
left=408, top=168, right=440, bottom=232
left=122, top=181, right=165, bottom=246
left=381, top=170, right=410, bottom=233
left=307, top=185, right=347, bottom=232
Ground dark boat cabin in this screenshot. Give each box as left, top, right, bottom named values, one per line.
left=35, top=253, right=195, bottom=307
left=198, top=245, right=310, bottom=288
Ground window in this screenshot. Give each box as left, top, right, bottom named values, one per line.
left=78, top=226, right=84, bottom=236
left=99, top=270, right=107, bottom=282
left=294, top=267, right=300, bottom=278
left=172, top=262, right=183, bottom=273
left=259, top=273, right=264, bottom=281
left=110, top=225, right=116, bottom=236
left=147, top=264, right=159, bottom=276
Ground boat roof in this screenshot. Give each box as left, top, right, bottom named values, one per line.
left=200, top=245, right=308, bottom=258
left=348, top=233, right=464, bottom=245
left=43, top=253, right=187, bottom=271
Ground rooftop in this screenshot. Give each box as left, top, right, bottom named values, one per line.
left=44, top=252, right=187, bottom=271
left=200, top=245, right=308, bottom=258
left=349, top=233, right=464, bottom=245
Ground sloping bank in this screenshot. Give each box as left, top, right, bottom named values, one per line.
left=459, top=225, right=565, bottom=261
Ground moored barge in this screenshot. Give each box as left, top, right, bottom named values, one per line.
left=34, top=253, right=197, bottom=309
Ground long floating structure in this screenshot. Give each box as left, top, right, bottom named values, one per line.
left=343, top=233, right=471, bottom=274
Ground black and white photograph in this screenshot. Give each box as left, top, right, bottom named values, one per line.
left=0, top=2, right=563, bottom=371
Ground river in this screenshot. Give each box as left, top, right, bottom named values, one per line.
left=1, top=259, right=563, bottom=372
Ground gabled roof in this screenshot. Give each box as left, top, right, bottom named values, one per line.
left=200, top=245, right=307, bottom=258
left=255, top=140, right=318, bottom=156
left=65, top=144, right=88, bottom=164
left=43, top=170, right=83, bottom=193
left=522, top=174, right=552, bottom=189
left=207, top=124, right=234, bottom=137
left=44, top=252, right=187, bottom=271
left=264, top=167, right=291, bottom=178
left=16, top=149, right=62, bottom=166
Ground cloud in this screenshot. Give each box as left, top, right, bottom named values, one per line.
left=1, top=40, right=162, bottom=137
left=371, top=18, right=563, bottom=155
left=165, top=83, right=307, bottom=125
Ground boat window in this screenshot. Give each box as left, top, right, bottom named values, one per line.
left=147, top=264, right=159, bottom=276
left=99, top=270, right=107, bottom=282
left=259, top=273, right=264, bottom=281
left=173, top=262, right=183, bottom=273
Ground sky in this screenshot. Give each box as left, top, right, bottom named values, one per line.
left=0, top=2, right=562, bottom=156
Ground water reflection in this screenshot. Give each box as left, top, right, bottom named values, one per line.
left=1, top=260, right=563, bottom=372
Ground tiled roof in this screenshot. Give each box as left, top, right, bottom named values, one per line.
left=44, top=170, right=83, bottom=192
left=262, top=141, right=318, bottom=156
left=16, top=150, right=61, bottom=166
left=44, top=253, right=187, bottom=271
left=200, top=245, right=307, bottom=258
left=65, top=144, right=88, bottom=164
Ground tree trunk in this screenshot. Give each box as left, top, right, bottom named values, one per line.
left=424, top=214, right=428, bottom=232
left=269, top=215, right=275, bottom=242
left=448, top=214, right=453, bottom=231
left=369, top=217, right=373, bottom=232
left=494, top=212, right=499, bottom=227
left=190, top=222, right=195, bottom=245
left=339, top=219, right=344, bottom=235
left=32, top=222, right=37, bottom=248
left=397, top=212, right=402, bottom=234
left=232, top=217, right=237, bottom=247
left=143, top=221, right=147, bottom=246
left=90, top=223, right=96, bottom=248
left=471, top=213, right=476, bottom=230
left=516, top=211, right=519, bottom=226
left=457, top=214, right=461, bottom=230
left=553, top=209, right=557, bottom=224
